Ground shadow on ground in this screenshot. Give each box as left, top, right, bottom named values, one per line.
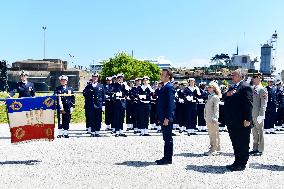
left=250, top=163, right=284, bottom=171
left=186, top=164, right=228, bottom=174
left=115, top=161, right=156, bottom=167
left=0, top=160, right=41, bottom=165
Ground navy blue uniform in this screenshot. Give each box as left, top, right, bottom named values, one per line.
left=183, top=86, right=200, bottom=133
left=104, top=83, right=113, bottom=128
left=54, top=85, right=75, bottom=132
left=276, top=87, right=284, bottom=127
left=264, top=86, right=277, bottom=132
left=111, top=83, right=128, bottom=134
left=16, top=81, right=35, bottom=98
left=126, top=87, right=136, bottom=129
left=136, top=85, right=152, bottom=133
left=197, top=88, right=208, bottom=129
left=157, top=82, right=176, bottom=161
left=176, top=88, right=187, bottom=130
left=150, top=88, right=159, bottom=128
left=83, top=83, right=105, bottom=133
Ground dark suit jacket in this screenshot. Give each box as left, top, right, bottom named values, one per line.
left=83, top=83, right=105, bottom=109
left=157, top=82, right=176, bottom=123
left=17, top=81, right=35, bottom=98
left=224, top=81, right=253, bottom=128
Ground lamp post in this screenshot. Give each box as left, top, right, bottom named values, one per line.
left=42, top=26, right=47, bottom=59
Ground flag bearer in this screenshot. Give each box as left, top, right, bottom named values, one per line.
left=54, top=75, right=75, bottom=138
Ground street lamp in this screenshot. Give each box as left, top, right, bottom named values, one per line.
left=42, top=26, right=47, bottom=59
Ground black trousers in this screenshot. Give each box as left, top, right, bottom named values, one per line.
left=264, top=104, right=276, bottom=129
left=61, top=111, right=71, bottom=131
left=150, top=103, right=157, bottom=125
left=174, top=102, right=179, bottom=124
left=275, top=106, right=284, bottom=126
left=85, top=108, right=92, bottom=129
left=132, top=103, right=140, bottom=128
left=105, top=100, right=113, bottom=126
left=219, top=104, right=225, bottom=128
left=57, top=109, right=61, bottom=129
left=197, top=103, right=206, bottom=126
left=227, top=126, right=251, bottom=167
left=185, top=102, right=197, bottom=130
left=126, top=100, right=134, bottom=124
left=112, top=101, right=125, bottom=132
left=162, top=122, right=173, bottom=160
left=89, top=108, right=102, bottom=132
left=178, top=103, right=186, bottom=127
left=138, top=103, right=150, bottom=129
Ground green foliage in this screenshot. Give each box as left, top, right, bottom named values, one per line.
left=101, top=52, right=160, bottom=81
left=261, top=81, right=268, bottom=87
left=222, top=80, right=229, bottom=87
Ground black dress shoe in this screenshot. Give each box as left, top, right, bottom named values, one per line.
left=134, top=131, right=138, bottom=134
left=270, top=132, right=276, bottom=134
left=187, top=133, right=191, bottom=136
left=57, top=135, right=63, bottom=138
left=115, top=134, right=119, bottom=137
left=63, top=135, right=69, bottom=138
left=143, top=134, right=151, bottom=136
left=172, top=133, right=177, bottom=136
left=179, top=130, right=183, bottom=133
left=156, top=158, right=172, bottom=165
left=90, top=133, right=95, bottom=137
left=191, top=133, right=197, bottom=135
left=253, top=152, right=263, bottom=156
left=227, top=165, right=246, bottom=171
left=119, top=133, right=127, bottom=137
left=226, top=163, right=236, bottom=169
left=249, top=150, right=259, bottom=155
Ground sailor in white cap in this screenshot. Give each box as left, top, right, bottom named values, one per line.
left=104, top=77, right=114, bottom=131
left=197, top=81, right=209, bottom=132
left=54, top=75, right=75, bottom=138
left=131, top=77, right=142, bottom=134
left=264, top=77, right=277, bottom=134
left=83, top=73, right=105, bottom=137
left=16, top=70, right=35, bottom=98
left=183, top=78, right=201, bottom=136
left=125, top=80, right=135, bottom=131
left=136, top=76, right=154, bottom=136
left=111, top=73, right=128, bottom=137
left=275, top=80, right=284, bottom=131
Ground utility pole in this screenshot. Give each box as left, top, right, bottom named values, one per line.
left=42, top=26, right=47, bottom=59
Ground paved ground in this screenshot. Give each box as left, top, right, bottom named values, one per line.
left=0, top=123, right=283, bottom=189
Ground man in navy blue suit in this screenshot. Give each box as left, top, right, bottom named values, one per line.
left=156, top=69, right=176, bottom=165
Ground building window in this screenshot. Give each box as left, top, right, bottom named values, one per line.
left=242, top=57, right=247, bottom=63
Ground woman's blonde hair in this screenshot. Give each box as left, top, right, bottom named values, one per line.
left=208, top=81, right=222, bottom=98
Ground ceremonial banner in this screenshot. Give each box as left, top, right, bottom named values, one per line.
left=6, top=96, right=56, bottom=144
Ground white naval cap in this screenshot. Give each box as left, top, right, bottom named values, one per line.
left=106, top=77, right=112, bottom=81
left=117, top=73, right=124, bottom=78
left=59, top=75, right=68, bottom=81
left=143, top=76, right=150, bottom=80
left=188, top=78, right=195, bottom=82
left=19, top=70, right=29, bottom=76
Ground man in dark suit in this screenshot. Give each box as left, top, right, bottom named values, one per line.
left=224, top=69, right=253, bottom=171
left=156, top=69, right=176, bottom=165
left=16, top=70, right=35, bottom=98
left=83, top=73, right=105, bottom=137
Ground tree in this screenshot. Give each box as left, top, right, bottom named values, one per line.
left=101, top=52, right=161, bottom=81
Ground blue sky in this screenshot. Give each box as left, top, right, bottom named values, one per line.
left=0, top=0, right=283, bottom=70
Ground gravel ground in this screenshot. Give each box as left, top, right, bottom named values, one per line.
left=0, top=123, right=283, bottom=189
